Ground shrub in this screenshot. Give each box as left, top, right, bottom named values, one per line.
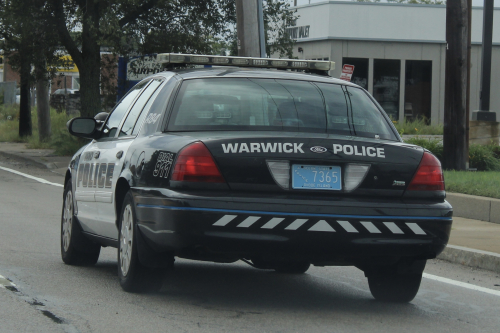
left=393, top=118, right=443, bottom=135
left=468, top=144, right=500, bottom=171
left=404, top=137, right=443, bottom=161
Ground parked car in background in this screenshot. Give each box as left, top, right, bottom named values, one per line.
left=50, top=88, right=79, bottom=111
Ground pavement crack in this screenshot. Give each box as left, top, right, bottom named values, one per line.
left=41, top=309, right=65, bottom=324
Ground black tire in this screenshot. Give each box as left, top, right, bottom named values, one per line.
left=274, top=261, right=310, bottom=274
left=368, top=273, right=422, bottom=303
left=118, top=191, right=165, bottom=293
left=61, top=180, right=101, bottom=265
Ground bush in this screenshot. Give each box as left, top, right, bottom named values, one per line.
left=404, top=137, right=443, bottom=161
left=404, top=137, right=500, bottom=171
left=468, top=144, right=500, bottom=171
left=0, top=105, right=87, bottom=155
left=393, top=118, right=443, bottom=135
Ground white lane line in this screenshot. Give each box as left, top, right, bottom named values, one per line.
left=0, top=166, right=63, bottom=188
left=423, top=273, right=500, bottom=297
left=0, top=274, right=16, bottom=289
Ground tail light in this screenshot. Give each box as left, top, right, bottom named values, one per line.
left=171, top=142, right=225, bottom=183
left=407, top=152, right=444, bottom=191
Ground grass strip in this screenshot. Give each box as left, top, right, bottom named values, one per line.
left=444, top=171, right=500, bottom=199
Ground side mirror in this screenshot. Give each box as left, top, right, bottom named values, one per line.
left=67, top=117, right=98, bottom=139
left=94, top=112, right=109, bottom=124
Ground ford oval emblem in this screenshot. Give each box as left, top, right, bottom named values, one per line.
left=310, top=146, right=327, bottom=153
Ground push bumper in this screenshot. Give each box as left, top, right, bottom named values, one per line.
left=132, top=188, right=453, bottom=263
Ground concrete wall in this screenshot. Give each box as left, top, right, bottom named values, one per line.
left=292, top=1, right=500, bottom=125
left=293, top=1, right=500, bottom=44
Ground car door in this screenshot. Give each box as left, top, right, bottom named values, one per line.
left=94, top=77, right=165, bottom=239
left=75, top=79, right=151, bottom=238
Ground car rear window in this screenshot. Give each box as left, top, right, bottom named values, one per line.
left=167, top=78, right=397, bottom=140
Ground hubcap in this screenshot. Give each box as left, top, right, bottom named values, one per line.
left=62, top=190, right=73, bottom=252
left=120, top=204, right=134, bottom=276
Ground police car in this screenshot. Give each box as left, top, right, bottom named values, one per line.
left=61, top=54, right=452, bottom=302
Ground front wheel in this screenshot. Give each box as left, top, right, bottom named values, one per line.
left=118, top=191, right=166, bottom=292
left=61, top=180, right=100, bottom=265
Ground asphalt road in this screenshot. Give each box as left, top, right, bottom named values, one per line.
left=0, top=155, right=499, bottom=333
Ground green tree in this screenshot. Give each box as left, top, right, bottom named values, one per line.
left=0, top=0, right=62, bottom=138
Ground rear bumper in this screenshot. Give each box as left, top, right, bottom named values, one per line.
left=132, top=188, right=452, bottom=263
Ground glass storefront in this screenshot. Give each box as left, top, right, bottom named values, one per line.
left=405, top=60, right=432, bottom=123
left=342, top=57, right=369, bottom=90
left=373, top=59, right=401, bottom=121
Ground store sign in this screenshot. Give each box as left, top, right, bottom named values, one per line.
left=127, top=55, right=164, bottom=81
left=340, top=64, right=355, bottom=82
left=286, top=25, right=310, bottom=39
left=54, top=55, right=78, bottom=73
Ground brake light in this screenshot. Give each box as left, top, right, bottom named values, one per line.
left=407, top=152, right=444, bottom=191
left=171, top=142, right=225, bottom=183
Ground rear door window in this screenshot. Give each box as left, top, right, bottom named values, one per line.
left=119, top=78, right=163, bottom=137
left=101, top=80, right=149, bottom=138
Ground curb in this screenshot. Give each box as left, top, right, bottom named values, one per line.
left=0, top=150, right=53, bottom=170
left=446, top=193, right=500, bottom=225
left=437, top=244, right=500, bottom=274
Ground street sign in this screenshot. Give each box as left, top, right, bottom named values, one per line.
left=340, top=64, right=355, bottom=82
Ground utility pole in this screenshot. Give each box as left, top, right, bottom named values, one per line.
left=236, top=0, right=263, bottom=57
left=443, top=0, right=469, bottom=170
left=474, top=0, right=495, bottom=120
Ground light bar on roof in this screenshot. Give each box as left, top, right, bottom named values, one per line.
left=156, top=53, right=335, bottom=71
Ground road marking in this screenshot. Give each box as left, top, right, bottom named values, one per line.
left=0, top=166, right=63, bottom=187
left=423, top=273, right=500, bottom=297
left=0, top=274, right=16, bottom=289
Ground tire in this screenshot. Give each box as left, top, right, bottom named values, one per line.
left=118, top=191, right=165, bottom=293
left=274, top=261, right=310, bottom=274
left=61, top=180, right=101, bottom=266
left=368, top=273, right=422, bottom=303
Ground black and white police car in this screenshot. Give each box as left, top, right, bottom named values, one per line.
left=61, top=53, right=452, bottom=302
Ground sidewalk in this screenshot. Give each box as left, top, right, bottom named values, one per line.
left=1, top=142, right=500, bottom=273
left=0, top=142, right=70, bottom=177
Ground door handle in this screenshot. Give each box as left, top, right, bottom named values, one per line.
left=116, top=151, right=124, bottom=159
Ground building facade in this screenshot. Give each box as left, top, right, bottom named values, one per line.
left=290, top=1, right=500, bottom=125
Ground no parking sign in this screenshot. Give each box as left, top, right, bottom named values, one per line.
left=340, top=64, right=355, bottom=82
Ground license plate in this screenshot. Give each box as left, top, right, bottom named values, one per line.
left=292, top=165, right=342, bottom=191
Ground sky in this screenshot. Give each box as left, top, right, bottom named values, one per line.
left=293, top=0, right=500, bottom=6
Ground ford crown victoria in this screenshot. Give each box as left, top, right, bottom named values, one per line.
left=60, top=54, right=452, bottom=302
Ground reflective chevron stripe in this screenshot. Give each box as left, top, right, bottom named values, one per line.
left=212, top=215, right=427, bottom=235
left=360, top=221, right=382, bottom=234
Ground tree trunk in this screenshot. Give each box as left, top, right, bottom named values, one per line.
left=77, top=0, right=102, bottom=119
left=36, top=71, right=51, bottom=142
left=18, top=46, right=32, bottom=137
left=78, top=54, right=102, bottom=118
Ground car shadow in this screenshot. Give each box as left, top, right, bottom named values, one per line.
left=81, top=258, right=420, bottom=315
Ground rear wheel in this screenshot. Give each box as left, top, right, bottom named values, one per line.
left=118, top=191, right=166, bottom=292
left=61, top=180, right=100, bottom=265
left=367, top=263, right=424, bottom=303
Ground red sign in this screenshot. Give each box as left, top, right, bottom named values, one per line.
left=340, top=64, right=355, bottom=82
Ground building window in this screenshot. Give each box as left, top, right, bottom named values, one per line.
left=373, top=59, right=401, bottom=121
left=405, top=60, right=432, bottom=123
left=72, top=77, right=80, bottom=90
left=342, top=58, right=368, bottom=90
